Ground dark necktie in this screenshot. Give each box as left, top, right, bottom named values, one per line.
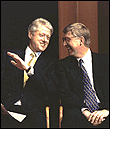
left=79, top=59, right=99, bottom=113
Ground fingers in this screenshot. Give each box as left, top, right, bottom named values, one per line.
left=88, top=111, right=105, bottom=126
left=8, top=52, right=21, bottom=61
left=7, top=52, right=20, bottom=62
left=7, top=51, right=27, bottom=70
left=93, top=116, right=105, bottom=126
left=10, top=60, right=23, bottom=70
left=11, top=60, right=17, bottom=66
left=7, top=51, right=12, bottom=56
left=7, top=52, right=18, bottom=58
left=83, top=110, right=91, bottom=119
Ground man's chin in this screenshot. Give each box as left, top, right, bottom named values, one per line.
left=68, top=52, right=74, bottom=56
left=39, top=46, right=48, bottom=52
left=68, top=51, right=78, bottom=57
left=68, top=49, right=74, bottom=55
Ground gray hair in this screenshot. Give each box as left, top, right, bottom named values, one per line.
left=28, top=18, right=54, bottom=35
left=63, top=23, right=90, bottom=47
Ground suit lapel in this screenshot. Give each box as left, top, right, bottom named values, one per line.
left=17, top=49, right=25, bottom=87
left=34, top=51, right=50, bottom=70
left=66, top=52, right=105, bottom=104
left=68, top=56, right=85, bottom=100
left=92, top=52, right=103, bottom=100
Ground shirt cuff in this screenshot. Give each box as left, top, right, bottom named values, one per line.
left=81, top=108, right=90, bottom=114
left=26, top=66, right=31, bottom=73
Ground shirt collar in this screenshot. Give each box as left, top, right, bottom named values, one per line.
left=26, top=46, right=42, bottom=58
left=77, top=48, right=92, bottom=64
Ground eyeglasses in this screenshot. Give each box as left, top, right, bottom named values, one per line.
left=62, top=36, right=79, bottom=43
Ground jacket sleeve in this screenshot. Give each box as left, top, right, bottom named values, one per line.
left=1, top=49, right=21, bottom=109
left=55, top=62, right=87, bottom=109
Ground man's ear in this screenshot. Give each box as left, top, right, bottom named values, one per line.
left=79, top=36, right=85, bottom=46
left=80, top=36, right=85, bottom=44
left=28, top=31, right=33, bottom=39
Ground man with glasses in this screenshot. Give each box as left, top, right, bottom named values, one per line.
left=56, top=23, right=109, bottom=128
left=1, top=18, right=57, bottom=128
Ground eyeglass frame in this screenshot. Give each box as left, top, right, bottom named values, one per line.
left=62, top=36, right=80, bottom=43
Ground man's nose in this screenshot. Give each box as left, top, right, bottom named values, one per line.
left=63, top=40, right=67, bottom=47
left=40, top=36, right=48, bottom=42
left=42, top=36, right=48, bottom=42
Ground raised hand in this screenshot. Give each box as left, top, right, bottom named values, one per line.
left=7, top=52, right=29, bottom=71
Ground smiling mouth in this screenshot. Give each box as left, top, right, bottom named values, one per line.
left=65, top=44, right=72, bottom=50
left=68, top=47, right=73, bottom=53
left=68, top=47, right=72, bottom=51
left=40, top=42, right=46, bottom=47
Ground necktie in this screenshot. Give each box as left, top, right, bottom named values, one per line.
left=79, top=59, right=99, bottom=113
left=23, top=52, right=37, bottom=87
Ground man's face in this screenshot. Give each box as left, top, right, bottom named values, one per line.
left=28, top=25, right=51, bottom=52
left=62, top=31, right=81, bottom=58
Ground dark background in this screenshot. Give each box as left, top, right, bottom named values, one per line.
left=98, top=1, right=109, bottom=55
left=1, top=1, right=59, bottom=59
left=1, top=1, right=59, bottom=128
left=1, top=1, right=109, bottom=58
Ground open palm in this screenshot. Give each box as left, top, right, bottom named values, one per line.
left=7, top=52, right=28, bottom=70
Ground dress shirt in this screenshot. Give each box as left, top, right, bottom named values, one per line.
left=24, top=46, right=41, bottom=64
left=76, top=48, right=100, bottom=112
left=14, top=46, right=41, bottom=106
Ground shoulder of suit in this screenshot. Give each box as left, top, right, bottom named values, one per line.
left=59, top=56, right=70, bottom=61
left=57, top=56, right=70, bottom=65
left=59, top=56, right=77, bottom=62
left=40, top=51, right=57, bottom=65
left=57, top=56, right=78, bottom=68
left=92, top=52, right=109, bottom=62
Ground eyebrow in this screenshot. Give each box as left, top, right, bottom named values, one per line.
left=62, top=37, right=71, bottom=40
left=39, top=33, right=50, bottom=37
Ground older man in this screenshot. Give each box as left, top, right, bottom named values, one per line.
left=56, top=23, right=109, bottom=128
left=1, top=18, right=57, bottom=128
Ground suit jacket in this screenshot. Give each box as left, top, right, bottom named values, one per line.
left=1, top=48, right=25, bottom=110
left=56, top=52, right=109, bottom=111
left=1, top=48, right=57, bottom=112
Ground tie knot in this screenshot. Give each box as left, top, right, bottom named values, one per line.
left=79, top=59, right=83, bottom=67
left=30, top=52, right=36, bottom=58
left=27, top=53, right=37, bottom=66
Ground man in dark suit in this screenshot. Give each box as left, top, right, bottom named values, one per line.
left=56, top=23, right=109, bottom=128
left=1, top=18, right=57, bottom=128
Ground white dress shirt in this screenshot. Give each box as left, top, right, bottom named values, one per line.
left=76, top=48, right=100, bottom=112
left=24, top=46, right=41, bottom=64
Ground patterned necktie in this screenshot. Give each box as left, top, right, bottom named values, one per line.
left=79, top=59, right=99, bottom=113
left=23, top=52, right=37, bottom=87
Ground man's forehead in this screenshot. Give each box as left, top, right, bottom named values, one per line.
left=38, top=25, right=51, bottom=35
left=64, top=31, right=73, bottom=37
